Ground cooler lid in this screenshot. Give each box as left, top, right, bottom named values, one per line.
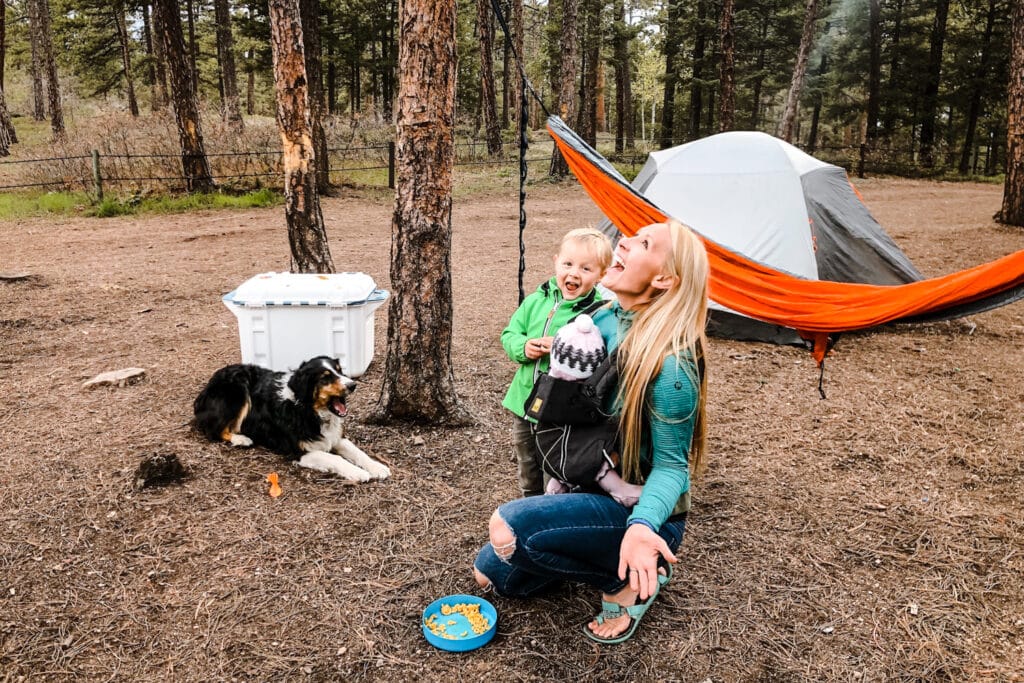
left=223, top=271, right=378, bottom=307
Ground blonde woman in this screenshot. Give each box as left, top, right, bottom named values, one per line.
left=473, top=219, right=709, bottom=644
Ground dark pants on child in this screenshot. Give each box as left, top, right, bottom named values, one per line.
left=512, top=415, right=544, bottom=497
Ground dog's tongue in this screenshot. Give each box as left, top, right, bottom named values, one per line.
left=331, top=398, right=347, bottom=416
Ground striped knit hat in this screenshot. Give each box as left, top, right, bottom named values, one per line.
left=548, top=314, right=607, bottom=381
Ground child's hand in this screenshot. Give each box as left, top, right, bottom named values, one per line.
left=524, top=337, right=553, bottom=360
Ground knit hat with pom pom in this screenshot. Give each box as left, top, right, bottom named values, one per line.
left=548, top=314, right=607, bottom=381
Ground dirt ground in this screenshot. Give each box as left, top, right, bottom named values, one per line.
left=1, top=177, right=1023, bottom=682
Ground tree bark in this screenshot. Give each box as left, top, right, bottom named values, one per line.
left=33, top=0, right=64, bottom=141
left=0, top=86, right=13, bottom=156
left=27, top=0, right=45, bottom=121
left=865, top=0, right=881, bottom=144
left=919, top=0, right=950, bottom=167
left=659, top=0, right=683, bottom=148
left=186, top=0, right=199, bottom=94
left=612, top=0, right=627, bottom=152
left=477, top=0, right=502, bottom=155
left=882, top=0, right=904, bottom=137
left=0, top=0, right=6, bottom=91
left=154, top=0, right=214, bottom=193
left=959, top=0, right=997, bottom=175
left=268, top=0, right=334, bottom=272
left=550, top=0, right=578, bottom=177
left=475, top=0, right=499, bottom=154
left=215, top=0, right=244, bottom=131
left=143, top=3, right=168, bottom=112
left=113, top=0, right=139, bottom=117
left=778, top=0, right=819, bottom=142
left=510, top=0, right=523, bottom=130
left=577, top=0, right=600, bottom=146
left=299, top=0, right=330, bottom=192
left=374, top=0, right=467, bottom=424
left=750, top=12, right=769, bottom=128
left=0, top=2, right=15, bottom=145
left=717, top=0, right=735, bottom=132
left=689, top=0, right=708, bottom=139
left=998, top=0, right=1024, bottom=225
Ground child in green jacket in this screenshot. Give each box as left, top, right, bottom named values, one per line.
left=500, top=227, right=613, bottom=496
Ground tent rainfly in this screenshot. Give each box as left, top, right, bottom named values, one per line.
left=598, top=131, right=924, bottom=345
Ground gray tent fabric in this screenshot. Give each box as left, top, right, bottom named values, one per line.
left=595, top=133, right=926, bottom=345
left=801, top=166, right=923, bottom=285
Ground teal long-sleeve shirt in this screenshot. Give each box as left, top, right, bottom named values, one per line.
left=593, top=303, right=699, bottom=528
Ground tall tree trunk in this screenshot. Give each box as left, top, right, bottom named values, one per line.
left=34, top=0, right=64, bottom=141
left=550, top=0, right=578, bottom=177
left=268, top=0, right=334, bottom=272
left=959, top=0, right=997, bottom=175
left=27, top=0, right=44, bottom=121
left=154, top=0, right=214, bottom=193
left=510, top=0, right=523, bottom=130
left=577, top=0, right=600, bottom=146
left=374, top=0, right=467, bottom=424
left=0, top=2, right=15, bottom=145
left=919, top=0, right=950, bottom=167
left=998, top=0, right=1024, bottom=225
left=717, top=0, right=735, bottom=132
left=689, top=0, right=707, bottom=140
left=500, top=10, right=509, bottom=129
left=0, top=0, right=6, bottom=91
left=0, top=86, right=13, bottom=155
left=778, top=0, right=818, bottom=142
left=186, top=0, right=199, bottom=94
left=382, top=0, right=397, bottom=122
left=659, top=0, right=683, bottom=148
left=215, top=0, right=244, bottom=130
left=299, top=0, right=329, bottom=192
left=143, top=3, right=167, bottom=112
left=807, top=47, right=829, bottom=152
left=477, top=0, right=501, bottom=155
left=865, top=0, right=881, bottom=144
left=750, top=13, right=769, bottom=128
left=612, top=0, right=628, bottom=152
left=882, top=0, right=904, bottom=137
left=113, top=1, right=140, bottom=117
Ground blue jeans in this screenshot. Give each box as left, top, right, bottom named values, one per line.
left=474, top=493, right=686, bottom=597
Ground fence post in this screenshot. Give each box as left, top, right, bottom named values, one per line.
left=387, top=141, right=395, bottom=189
left=91, top=149, right=103, bottom=201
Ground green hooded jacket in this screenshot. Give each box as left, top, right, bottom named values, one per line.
left=500, top=278, right=603, bottom=418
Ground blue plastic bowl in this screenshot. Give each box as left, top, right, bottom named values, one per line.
left=422, top=594, right=498, bottom=652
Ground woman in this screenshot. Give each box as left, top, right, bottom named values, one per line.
left=473, top=219, right=709, bottom=644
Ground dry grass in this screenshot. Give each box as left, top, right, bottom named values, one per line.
left=1, top=178, right=1023, bottom=681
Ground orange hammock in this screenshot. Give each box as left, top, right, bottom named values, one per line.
left=547, top=117, right=1024, bottom=362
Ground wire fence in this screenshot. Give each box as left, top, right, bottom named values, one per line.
left=0, top=135, right=1001, bottom=198
left=0, top=140, right=555, bottom=198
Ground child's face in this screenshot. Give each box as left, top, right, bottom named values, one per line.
left=554, top=240, right=605, bottom=300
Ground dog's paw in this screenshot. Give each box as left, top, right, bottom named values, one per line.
left=364, top=461, right=391, bottom=480
left=229, top=434, right=253, bottom=447
left=342, top=467, right=373, bottom=483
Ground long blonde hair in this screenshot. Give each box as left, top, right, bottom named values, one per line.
left=616, top=220, right=709, bottom=482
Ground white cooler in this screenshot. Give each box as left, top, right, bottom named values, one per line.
left=222, top=271, right=388, bottom=377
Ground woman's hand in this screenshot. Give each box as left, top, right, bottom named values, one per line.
left=523, top=336, right=553, bottom=360
left=618, top=523, right=678, bottom=600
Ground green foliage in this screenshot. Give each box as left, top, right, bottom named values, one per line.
left=0, top=191, right=92, bottom=218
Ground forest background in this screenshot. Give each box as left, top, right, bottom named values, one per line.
left=0, top=0, right=1014, bottom=202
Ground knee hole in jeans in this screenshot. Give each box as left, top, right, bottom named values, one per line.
left=488, top=509, right=516, bottom=561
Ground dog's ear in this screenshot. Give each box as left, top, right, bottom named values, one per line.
left=287, top=365, right=317, bottom=405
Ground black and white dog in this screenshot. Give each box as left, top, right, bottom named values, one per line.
left=192, top=356, right=390, bottom=482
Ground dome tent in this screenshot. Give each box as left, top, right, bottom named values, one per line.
left=597, top=131, right=924, bottom=344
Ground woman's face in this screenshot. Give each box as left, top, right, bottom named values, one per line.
left=602, top=223, right=673, bottom=309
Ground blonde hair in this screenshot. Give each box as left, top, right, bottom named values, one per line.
left=559, top=227, right=613, bottom=271
left=616, top=220, right=709, bottom=482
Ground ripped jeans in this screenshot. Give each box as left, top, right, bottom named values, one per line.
left=473, top=493, right=686, bottom=597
